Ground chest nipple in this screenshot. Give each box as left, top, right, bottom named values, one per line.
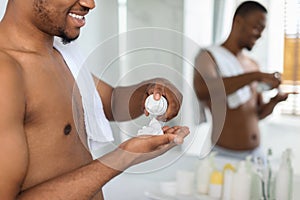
left=64, top=124, right=72, bottom=135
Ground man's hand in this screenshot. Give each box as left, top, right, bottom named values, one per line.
left=257, top=90, right=290, bottom=119
left=143, top=78, right=183, bottom=121
left=109, top=78, right=182, bottom=122
left=119, top=126, right=189, bottom=162
left=259, top=72, right=281, bottom=89
left=270, top=91, right=289, bottom=104
left=100, top=126, right=189, bottom=171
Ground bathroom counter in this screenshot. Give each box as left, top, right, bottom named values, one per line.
left=103, top=150, right=300, bottom=200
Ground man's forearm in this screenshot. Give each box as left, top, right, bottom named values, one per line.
left=111, top=83, right=148, bottom=121
left=222, top=72, right=259, bottom=95
left=194, top=71, right=259, bottom=101
left=17, top=150, right=126, bottom=200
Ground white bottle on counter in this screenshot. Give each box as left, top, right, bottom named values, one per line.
left=222, top=164, right=235, bottom=200
left=209, top=170, right=223, bottom=199
left=250, top=156, right=264, bottom=200
left=231, top=161, right=251, bottom=200
left=275, top=149, right=293, bottom=200
left=250, top=168, right=263, bottom=200
left=196, top=152, right=216, bottom=195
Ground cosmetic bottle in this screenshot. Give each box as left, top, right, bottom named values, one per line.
left=264, top=149, right=274, bottom=199
left=138, top=94, right=168, bottom=135
left=222, top=163, right=235, bottom=200
left=196, top=152, right=216, bottom=195
left=251, top=157, right=264, bottom=200
left=145, top=94, right=168, bottom=116
left=231, top=161, right=251, bottom=200
left=275, top=149, right=293, bottom=200
left=209, top=170, right=223, bottom=199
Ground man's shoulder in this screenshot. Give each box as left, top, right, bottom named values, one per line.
left=195, top=46, right=218, bottom=66
left=0, top=49, right=20, bottom=64
left=0, top=50, right=24, bottom=79
left=196, top=45, right=225, bottom=59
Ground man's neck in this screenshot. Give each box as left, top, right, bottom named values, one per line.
left=222, top=37, right=243, bottom=56
left=0, top=4, right=55, bottom=54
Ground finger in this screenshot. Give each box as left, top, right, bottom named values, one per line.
left=163, top=102, right=180, bottom=121
left=163, top=126, right=182, bottom=134
left=164, top=127, right=176, bottom=134
left=273, top=93, right=288, bottom=102
left=167, top=126, right=182, bottom=131
left=156, top=114, right=167, bottom=122
left=153, top=84, right=164, bottom=100
left=142, top=92, right=149, bottom=116
left=162, top=126, right=171, bottom=131
left=146, top=83, right=156, bottom=95
left=163, top=89, right=181, bottom=121
left=284, top=91, right=299, bottom=95
left=144, top=109, right=150, bottom=116
left=280, top=93, right=289, bottom=101
left=150, top=134, right=176, bottom=147
left=173, top=127, right=190, bottom=144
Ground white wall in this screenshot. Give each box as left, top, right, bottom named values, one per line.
left=0, top=0, right=7, bottom=18
left=182, top=0, right=214, bottom=156
left=77, top=0, right=119, bottom=57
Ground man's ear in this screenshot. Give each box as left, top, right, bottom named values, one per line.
left=234, top=15, right=243, bottom=25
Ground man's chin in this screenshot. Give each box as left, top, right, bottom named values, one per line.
left=246, top=45, right=254, bottom=51
left=58, top=33, right=80, bottom=45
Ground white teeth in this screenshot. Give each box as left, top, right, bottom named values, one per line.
left=68, top=13, right=84, bottom=20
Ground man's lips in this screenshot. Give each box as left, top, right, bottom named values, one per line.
left=68, top=12, right=86, bottom=27
left=68, top=12, right=85, bottom=20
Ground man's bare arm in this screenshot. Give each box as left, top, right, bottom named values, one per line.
left=193, top=51, right=281, bottom=101
left=18, top=128, right=189, bottom=200
left=0, top=53, right=28, bottom=200
left=194, top=68, right=259, bottom=100
left=92, top=77, right=147, bottom=121
left=93, top=76, right=182, bottom=122
left=194, top=50, right=259, bottom=100
left=257, top=92, right=289, bottom=119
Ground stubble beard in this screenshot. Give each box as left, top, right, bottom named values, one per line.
left=33, top=0, right=79, bottom=45
left=59, top=30, right=79, bottom=45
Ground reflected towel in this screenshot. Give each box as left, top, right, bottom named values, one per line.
left=206, top=46, right=251, bottom=109
left=54, top=38, right=114, bottom=158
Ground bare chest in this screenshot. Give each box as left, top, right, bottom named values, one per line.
left=237, top=54, right=259, bottom=73
left=15, top=53, right=92, bottom=190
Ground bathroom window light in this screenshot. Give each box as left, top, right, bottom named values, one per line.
left=281, top=0, right=300, bottom=116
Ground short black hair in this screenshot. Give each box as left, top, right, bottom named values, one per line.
left=234, top=1, right=267, bottom=19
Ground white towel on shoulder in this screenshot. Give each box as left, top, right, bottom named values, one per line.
left=206, top=46, right=252, bottom=109
left=53, top=38, right=114, bottom=158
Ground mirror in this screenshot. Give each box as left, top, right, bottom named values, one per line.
left=79, top=0, right=300, bottom=174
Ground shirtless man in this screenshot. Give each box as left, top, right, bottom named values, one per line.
left=0, top=0, right=189, bottom=199
left=194, top=1, right=288, bottom=160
